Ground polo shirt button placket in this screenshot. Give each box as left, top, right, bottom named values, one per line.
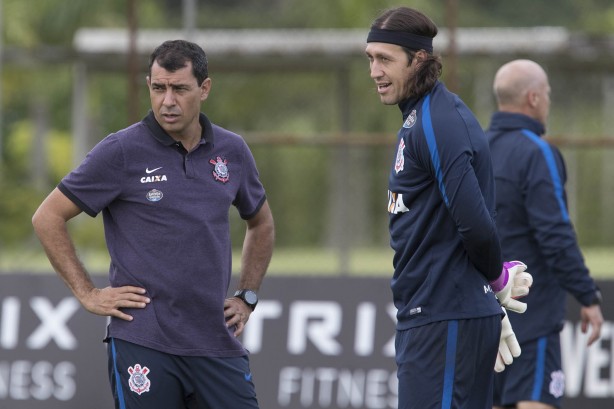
left=185, top=155, right=196, bottom=179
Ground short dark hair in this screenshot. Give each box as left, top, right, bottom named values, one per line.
left=149, top=40, right=209, bottom=86
left=371, top=7, right=442, bottom=98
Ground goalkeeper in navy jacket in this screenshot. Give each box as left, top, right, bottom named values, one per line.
left=365, top=7, right=532, bottom=409
left=487, top=59, right=603, bottom=409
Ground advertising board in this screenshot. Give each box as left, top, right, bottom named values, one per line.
left=1, top=275, right=612, bottom=408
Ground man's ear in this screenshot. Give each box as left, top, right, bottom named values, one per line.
left=200, top=77, right=212, bottom=101
left=415, top=50, right=429, bottom=62
left=527, top=90, right=539, bottom=108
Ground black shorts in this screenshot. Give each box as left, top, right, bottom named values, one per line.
left=107, top=338, right=259, bottom=409
left=493, top=333, right=564, bottom=408
left=395, top=316, right=501, bottom=409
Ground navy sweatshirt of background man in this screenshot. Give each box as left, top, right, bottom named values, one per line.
left=388, top=80, right=503, bottom=329
left=486, top=112, right=599, bottom=343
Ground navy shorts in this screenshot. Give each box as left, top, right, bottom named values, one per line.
left=107, top=338, right=259, bottom=409
left=395, top=316, right=501, bottom=409
left=493, top=333, right=564, bottom=408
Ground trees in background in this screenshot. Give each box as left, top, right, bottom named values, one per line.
left=2, top=0, right=614, bottom=250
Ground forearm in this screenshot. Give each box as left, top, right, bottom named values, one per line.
left=238, top=205, right=274, bottom=290
left=542, top=242, right=597, bottom=305
left=463, top=231, right=502, bottom=282
left=32, top=208, right=94, bottom=302
left=455, top=203, right=502, bottom=281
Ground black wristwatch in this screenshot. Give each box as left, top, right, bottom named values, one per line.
left=234, top=289, right=258, bottom=311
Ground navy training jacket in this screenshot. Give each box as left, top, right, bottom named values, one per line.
left=486, top=112, right=599, bottom=343
left=388, top=81, right=503, bottom=330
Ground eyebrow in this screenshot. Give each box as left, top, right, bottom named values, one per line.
left=151, top=81, right=191, bottom=89
left=366, top=50, right=395, bottom=60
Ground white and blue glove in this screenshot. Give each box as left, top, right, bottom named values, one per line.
left=490, top=261, right=533, bottom=313
left=495, top=307, right=521, bottom=372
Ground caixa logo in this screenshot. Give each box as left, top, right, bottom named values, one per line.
left=141, top=174, right=168, bottom=183
left=1, top=296, right=80, bottom=350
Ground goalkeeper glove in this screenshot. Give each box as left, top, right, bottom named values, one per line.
left=495, top=307, right=521, bottom=372
left=490, top=261, right=533, bottom=313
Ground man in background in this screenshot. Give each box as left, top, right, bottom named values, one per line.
left=365, top=7, right=532, bottom=409
left=487, top=59, right=603, bottom=409
left=32, top=40, right=274, bottom=409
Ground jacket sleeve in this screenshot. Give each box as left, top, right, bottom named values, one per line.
left=523, top=141, right=597, bottom=305
left=420, top=96, right=502, bottom=281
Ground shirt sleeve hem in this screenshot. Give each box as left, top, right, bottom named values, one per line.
left=57, top=182, right=98, bottom=217
left=240, top=195, right=266, bottom=220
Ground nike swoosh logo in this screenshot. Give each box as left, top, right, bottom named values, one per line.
left=244, top=373, right=252, bottom=381
left=146, top=167, right=163, bottom=174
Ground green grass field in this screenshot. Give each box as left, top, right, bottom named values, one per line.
left=1, top=245, right=613, bottom=278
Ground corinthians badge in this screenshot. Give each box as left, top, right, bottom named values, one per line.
left=210, top=156, right=230, bottom=183
left=128, top=364, right=151, bottom=395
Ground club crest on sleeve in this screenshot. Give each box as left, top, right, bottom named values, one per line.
left=128, top=364, right=151, bottom=395
left=395, top=139, right=405, bottom=174
left=210, top=156, right=230, bottom=183
left=402, top=109, right=417, bottom=129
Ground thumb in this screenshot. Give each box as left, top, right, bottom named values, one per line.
left=503, top=298, right=527, bottom=314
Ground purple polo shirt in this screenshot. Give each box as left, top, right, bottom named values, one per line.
left=59, top=111, right=266, bottom=357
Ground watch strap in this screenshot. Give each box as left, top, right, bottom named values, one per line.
left=234, top=289, right=258, bottom=311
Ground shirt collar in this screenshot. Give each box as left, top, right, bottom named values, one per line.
left=398, top=81, right=441, bottom=121
left=142, top=110, right=215, bottom=147
left=488, top=111, right=545, bottom=136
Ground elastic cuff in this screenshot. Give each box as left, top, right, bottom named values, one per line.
left=490, top=266, right=509, bottom=293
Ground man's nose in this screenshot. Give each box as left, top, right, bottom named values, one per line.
left=163, top=89, right=176, bottom=105
left=370, top=62, right=383, bottom=79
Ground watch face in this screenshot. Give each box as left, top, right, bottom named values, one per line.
left=244, top=290, right=258, bottom=305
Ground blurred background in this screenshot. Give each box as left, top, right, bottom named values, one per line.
left=1, top=0, right=614, bottom=276
left=2, top=2, right=614, bottom=408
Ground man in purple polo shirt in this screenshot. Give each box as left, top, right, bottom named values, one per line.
left=32, top=40, right=274, bottom=409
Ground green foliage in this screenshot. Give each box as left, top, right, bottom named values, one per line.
left=452, top=0, right=614, bottom=32
left=0, top=185, right=43, bottom=244
left=2, top=0, right=172, bottom=46
left=2, top=0, right=614, bottom=253
left=5, top=120, right=72, bottom=181
left=252, top=145, right=330, bottom=246
left=0, top=118, right=73, bottom=247
left=69, top=215, right=108, bottom=250
left=208, top=72, right=338, bottom=132
left=4, top=0, right=98, bottom=45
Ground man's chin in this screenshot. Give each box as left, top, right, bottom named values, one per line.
left=380, top=96, right=399, bottom=106
left=158, top=123, right=181, bottom=138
